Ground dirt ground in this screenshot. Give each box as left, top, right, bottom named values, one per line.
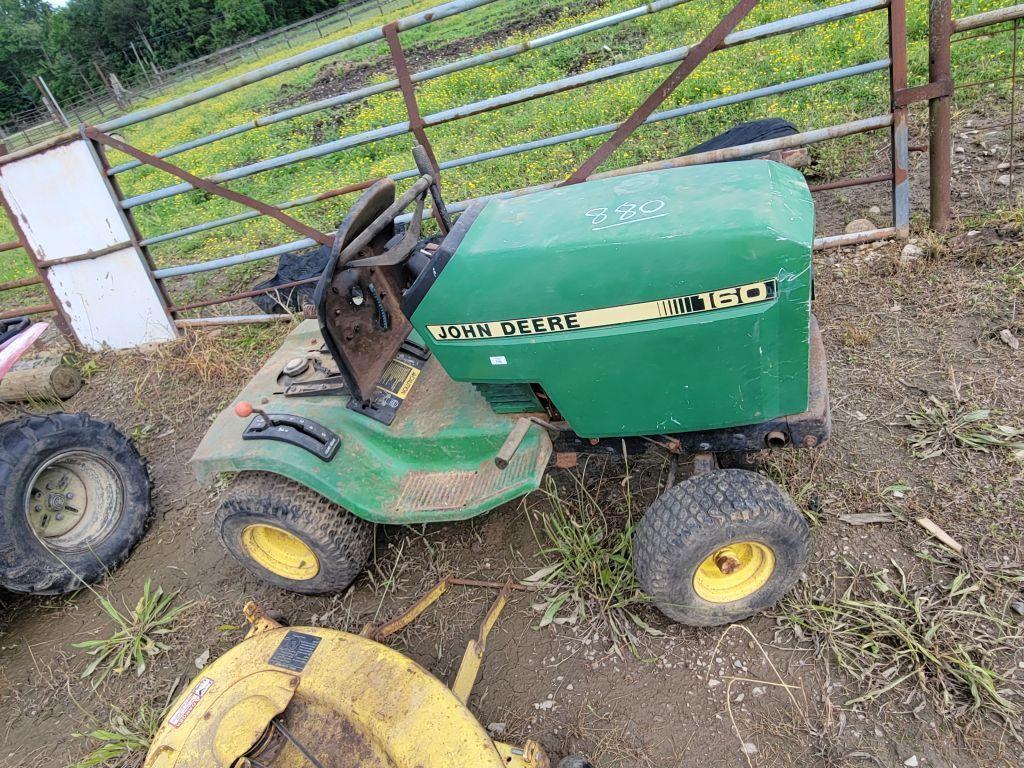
left=2, top=117, right=1024, bottom=768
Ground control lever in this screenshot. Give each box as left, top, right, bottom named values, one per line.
left=235, top=401, right=272, bottom=428
left=413, top=143, right=451, bottom=235
left=234, top=400, right=341, bottom=461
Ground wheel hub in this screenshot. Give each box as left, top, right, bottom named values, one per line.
left=693, top=541, right=776, bottom=603
left=28, top=462, right=89, bottom=538
left=241, top=524, right=320, bottom=581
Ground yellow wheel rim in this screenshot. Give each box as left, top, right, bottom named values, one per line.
left=241, top=524, right=320, bottom=581
left=692, top=541, right=775, bottom=603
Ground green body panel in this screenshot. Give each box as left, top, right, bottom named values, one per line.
left=410, top=161, right=815, bottom=438
left=191, top=320, right=551, bottom=524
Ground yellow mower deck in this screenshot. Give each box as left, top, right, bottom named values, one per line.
left=146, top=603, right=546, bottom=768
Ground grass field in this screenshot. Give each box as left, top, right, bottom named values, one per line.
left=0, top=0, right=1016, bottom=313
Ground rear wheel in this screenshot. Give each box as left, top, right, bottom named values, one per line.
left=633, top=469, right=809, bottom=626
left=215, top=472, right=374, bottom=594
left=0, top=413, right=151, bottom=594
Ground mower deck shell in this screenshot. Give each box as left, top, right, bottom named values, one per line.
left=191, top=320, right=551, bottom=525
left=144, top=623, right=508, bottom=768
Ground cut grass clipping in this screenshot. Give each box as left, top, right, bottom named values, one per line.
left=525, top=462, right=656, bottom=654
left=72, top=704, right=164, bottom=768
left=781, top=559, right=1023, bottom=722
left=74, top=579, right=191, bottom=685
left=902, top=396, right=1024, bottom=461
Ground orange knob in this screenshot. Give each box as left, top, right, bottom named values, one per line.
left=235, top=401, right=254, bottom=418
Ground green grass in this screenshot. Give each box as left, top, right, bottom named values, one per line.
left=71, top=703, right=164, bottom=768
left=782, top=558, right=1024, bottom=721
left=72, top=579, right=192, bottom=685
left=902, top=396, right=1024, bottom=461
left=524, top=461, right=654, bottom=655
left=0, top=0, right=1016, bottom=312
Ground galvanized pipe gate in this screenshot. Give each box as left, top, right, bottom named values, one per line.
left=0, top=0, right=1019, bottom=349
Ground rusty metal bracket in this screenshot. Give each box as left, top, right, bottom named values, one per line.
left=562, top=0, right=761, bottom=185
left=360, top=575, right=533, bottom=643
left=36, top=240, right=133, bottom=268
left=894, top=77, right=953, bottom=107
left=383, top=22, right=441, bottom=181
left=84, top=126, right=333, bottom=247
left=451, top=581, right=512, bottom=704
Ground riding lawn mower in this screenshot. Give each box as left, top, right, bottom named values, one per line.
left=191, top=147, right=829, bottom=628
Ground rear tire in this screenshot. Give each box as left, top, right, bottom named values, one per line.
left=0, top=413, right=151, bottom=595
left=215, top=472, right=374, bottom=595
left=633, top=469, right=809, bottom=626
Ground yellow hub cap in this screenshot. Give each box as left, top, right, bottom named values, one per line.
left=241, top=524, right=320, bottom=581
left=692, top=541, right=775, bottom=603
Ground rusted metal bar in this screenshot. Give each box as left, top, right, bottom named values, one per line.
left=36, top=240, right=132, bottom=267
left=953, top=3, right=1024, bottom=33
left=889, top=0, right=910, bottom=237
left=929, top=0, right=953, bottom=233
left=1010, top=19, right=1019, bottom=203
left=952, top=28, right=1014, bottom=44
left=894, top=80, right=952, bottom=106
left=383, top=22, right=440, bottom=179
left=808, top=173, right=893, bottom=192
left=84, top=127, right=333, bottom=247
left=0, top=240, right=21, bottom=253
left=142, top=179, right=379, bottom=247
left=0, top=303, right=53, bottom=320
left=0, top=190, right=74, bottom=341
left=564, top=0, right=760, bottom=184
left=955, top=72, right=1024, bottom=89
left=0, top=274, right=42, bottom=291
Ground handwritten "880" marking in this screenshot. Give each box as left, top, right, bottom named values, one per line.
left=585, top=199, right=666, bottom=228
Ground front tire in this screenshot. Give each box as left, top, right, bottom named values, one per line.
left=0, top=413, right=151, bottom=594
left=215, top=472, right=374, bottom=595
left=633, top=469, right=809, bottom=626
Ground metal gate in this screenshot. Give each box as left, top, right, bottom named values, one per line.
left=0, top=0, right=1018, bottom=348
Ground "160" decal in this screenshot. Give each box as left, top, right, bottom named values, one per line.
left=427, top=279, right=778, bottom=341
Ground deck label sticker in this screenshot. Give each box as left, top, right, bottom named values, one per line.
left=269, top=631, right=322, bottom=672
left=427, top=280, right=777, bottom=341
left=169, top=677, right=214, bottom=727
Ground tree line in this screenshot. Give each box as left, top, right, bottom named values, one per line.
left=0, top=0, right=340, bottom=124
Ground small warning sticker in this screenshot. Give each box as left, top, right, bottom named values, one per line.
left=169, top=677, right=214, bottom=728
left=268, top=631, right=322, bottom=672
left=378, top=360, right=420, bottom=399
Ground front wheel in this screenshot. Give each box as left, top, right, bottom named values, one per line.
left=633, top=469, right=809, bottom=626
left=215, top=472, right=374, bottom=595
left=0, top=413, right=151, bottom=594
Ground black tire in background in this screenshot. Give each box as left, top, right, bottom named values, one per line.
left=0, top=412, right=152, bottom=595
left=215, top=472, right=374, bottom=595
left=633, top=469, right=809, bottom=627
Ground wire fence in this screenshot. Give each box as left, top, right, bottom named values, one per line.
left=949, top=13, right=1021, bottom=219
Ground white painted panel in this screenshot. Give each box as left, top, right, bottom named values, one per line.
left=0, top=139, right=177, bottom=350
left=48, top=248, right=177, bottom=350
left=0, top=140, right=131, bottom=260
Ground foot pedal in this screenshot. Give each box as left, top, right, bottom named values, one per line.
left=242, top=413, right=340, bottom=461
